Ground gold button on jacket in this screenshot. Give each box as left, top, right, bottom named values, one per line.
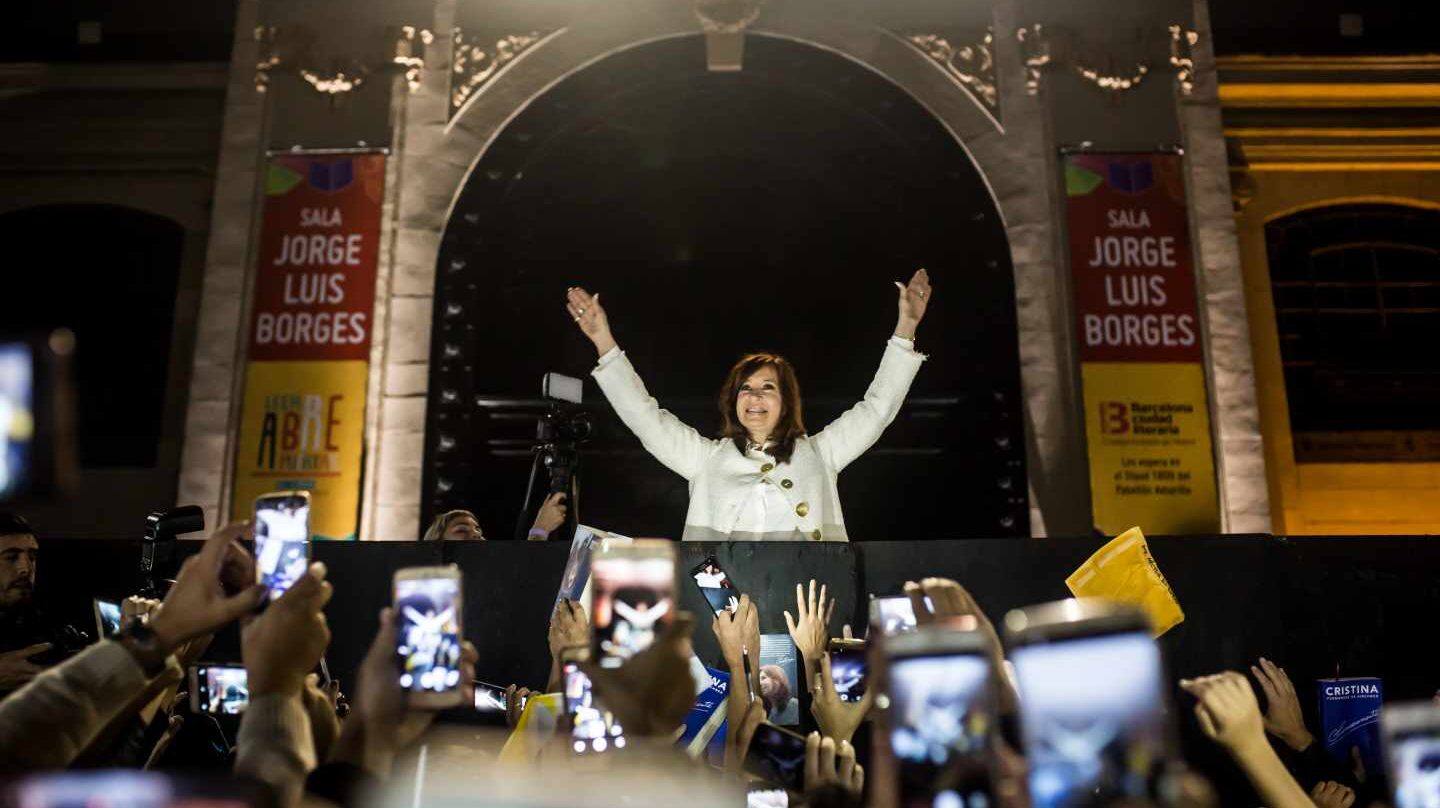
left=760, top=462, right=775, bottom=474
left=780, top=479, right=794, bottom=489
left=811, top=529, right=823, bottom=541
left=795, top=502, right=809, bottom=518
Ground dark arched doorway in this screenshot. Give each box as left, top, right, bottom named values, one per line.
left=424, top=34, right=1027, bottom=540
left=0, top=204, right=183, bottom=469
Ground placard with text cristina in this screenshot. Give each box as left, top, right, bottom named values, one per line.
left=231, top=153, right=386, bottom=540
left=1065, top=153, right=1219, bottom=535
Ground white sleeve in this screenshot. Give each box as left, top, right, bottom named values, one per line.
left=591, top=349, right=713, bottom=480
left=811, top=337, right=926, bottom=472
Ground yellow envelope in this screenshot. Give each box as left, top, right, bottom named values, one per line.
left=1065, top=526, right=1185, bottom=637
left=498, top=692, right=563, bottom=763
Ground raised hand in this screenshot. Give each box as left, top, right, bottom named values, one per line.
left=240, top=562, right=332, bottom=697
left=894, top=267, right=933, bottom=339
left=810, top=652, right=874, bottom=744
left=583, top=613, right=697, bottom=737
left=713, top=592, right=759, bottom=669
left=549, top=599, right=590, bottom=661
left=1181, top=672, right=1268, bottom=756
left=531, top=492, right=568, bottom=537
left=804, top=732, right=865, bottom=806
left=1310, top=781, right=1356, bottom=808
left=150, top=523, right=267, bottom=651
left=784, top=579, right=835, bottom=690
left=566, top=286, right=617, bottom=356
left=1251, top=657, right=1314, bottom=751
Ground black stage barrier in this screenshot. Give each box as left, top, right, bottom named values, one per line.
left=31, top=534, right=1440, bottom=790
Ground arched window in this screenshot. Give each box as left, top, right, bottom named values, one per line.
left=1265, top=203, right=1440, bottom=461
left=0, top=204, right=183, bottom=468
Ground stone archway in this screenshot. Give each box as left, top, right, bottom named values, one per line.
left=419, top=33, right=1029, bottom=540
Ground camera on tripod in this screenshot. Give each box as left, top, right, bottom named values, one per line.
left=514, top=373, right=591, bottom=539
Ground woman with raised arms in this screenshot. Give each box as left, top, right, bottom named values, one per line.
left=565, top=269, right=932, bottom=542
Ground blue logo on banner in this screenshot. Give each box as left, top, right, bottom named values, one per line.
left=309, top=160, right=355, bottom=193
left=1108, top=160, right=1155, bottom=195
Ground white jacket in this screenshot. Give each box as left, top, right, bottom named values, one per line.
left=591, top=337, right=926, bottom=542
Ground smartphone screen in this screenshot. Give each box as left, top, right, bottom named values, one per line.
left=690, top=555, right=741, bottom=617
left=395, top=573, right=463, bottom=698
left=746, top=786, right=790, bottom=808
left=871, top=595, right=918, bottom=635
left=8, top=770, right=265, bottom=808
left=253, top=493, right=310, bottom=601
left=473, top=681, right=508, bottom=713
left=829, top=645, right=868, bottom=704
left=564, top=661, right=625, bottom=754
left=1387, top=717, right=1440, bottom=808
left=888, top=652, right=996, bottom=808
left=93, top=599, right=122, bottom=639
left=1010, top=630, right=1167, bottom=808
left=193, top=665, right=250, bottom=715
left=745, top=723, right=808, bottom=791
left=592, top=544, right=675, bottom=668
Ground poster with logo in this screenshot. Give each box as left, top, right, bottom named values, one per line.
left=231, top=152, right=386, bottom=540
left=1064, top=152, right=1220, bottom=535
left=1316, top=677, right=1384, bottom=778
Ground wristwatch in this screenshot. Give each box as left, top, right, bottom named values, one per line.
left=113, top=616, right=172, bottom=678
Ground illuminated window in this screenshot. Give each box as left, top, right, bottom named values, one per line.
left=1265, top=203, right=1440, bottom=461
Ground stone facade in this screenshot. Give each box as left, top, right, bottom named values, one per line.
left=176, top=0, right=1270, bottom=538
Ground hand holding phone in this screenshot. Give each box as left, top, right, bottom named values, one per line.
left=563, top=649, right=626, bottom=754
left=827, top=639, right=867, bottom=704
left=253, top=491, right=311, bottom=602
left=690, top=555, right=741, bottom=617
left=592, top=540, right=676, bottom=668
left=884, top=628, right=998, bottom=808
left=744, top=722, right=809, bottom=791
left=1006, top=600, right=1170, bottom=808
left=189, top=664, right=250, bottom=715
left=1384, top=702, right=1440, bottom=808
left=394, top=565, right=465, bottom=710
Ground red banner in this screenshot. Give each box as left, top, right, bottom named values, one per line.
left=1065, top=152, right=1219, bottom=536
left=1066, top=153, right=1202, bottom=364
left=248, top=154, right=386, bottom=361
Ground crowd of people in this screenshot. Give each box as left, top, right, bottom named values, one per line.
left=0, top=512, right=1434, bottom=808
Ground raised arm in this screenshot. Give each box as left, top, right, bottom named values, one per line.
left=812, top=269, right=931, bottom=472
left=566, top=287, right=711, bottom=480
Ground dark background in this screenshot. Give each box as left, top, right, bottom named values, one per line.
left=425, top=34, right=1028, bottom=543
left=3, top=1, right=1438, bottom=62
left=38, top=534, right=1440, bottom=802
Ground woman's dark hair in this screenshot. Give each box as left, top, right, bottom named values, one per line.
left=717, top=353, right=806, bottom=464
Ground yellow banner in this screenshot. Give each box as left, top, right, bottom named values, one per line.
left=231, top=360, right=368, bottom=540
left=1081, top=362, right=1220, bottom=536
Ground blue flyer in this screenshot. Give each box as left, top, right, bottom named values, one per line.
left=1316, top=677, right=1384, bottom=777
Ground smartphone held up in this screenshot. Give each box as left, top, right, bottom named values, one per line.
left=882, top=626, right=999, bottom=808
left=591, top=539, right=676, bottom=668
left=253, top=491, right=311, bottom=602
left=394, top=565, right=465, bottom=710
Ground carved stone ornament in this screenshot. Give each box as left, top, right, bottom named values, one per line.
left=253, top=24, right=434, bottom=97
left=1169, top=24, right=1199, bottom=95
left=692, top=0, right=765, bottom=34
left=450, top=29, right=558, bottom=118
left=902, top=31, right=998, bottom=111
left=1015, top=24, right=1051, bottom=96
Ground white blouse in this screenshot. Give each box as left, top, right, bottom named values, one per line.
left=731, top=444, right=805, bottom=540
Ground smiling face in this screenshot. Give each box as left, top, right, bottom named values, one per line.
left=735, top=365, right=783, bottom=444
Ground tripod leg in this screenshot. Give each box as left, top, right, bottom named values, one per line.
left=514, top=450, right=544, bottom=541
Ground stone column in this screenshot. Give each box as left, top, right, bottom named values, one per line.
left=176, top=0, right=267, bottom=529
left=1180, top=0, right=1271, bottom=532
